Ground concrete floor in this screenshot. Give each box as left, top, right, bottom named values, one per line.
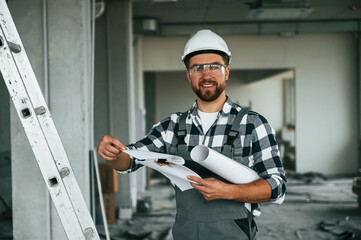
left=1, top=175, right=360, bottom=239
left=257, top=177, right=361, bottom=240
left=97, top=175, right=361, bottom=240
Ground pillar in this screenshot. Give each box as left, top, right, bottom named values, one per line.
left=9, top=0, right=93, bottom=239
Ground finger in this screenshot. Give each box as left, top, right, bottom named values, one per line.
left=98, top=142, right=119, bottom=156
left=98, top=148, right=117, bottom=160
left=101, top=148, right=118, bottom=158
left=104, top=144, right=121, bottom=155
left=109, top=137, right=126, bottom=151
left=187, top=175, right=206, bottom=185
left=101, top=135, right=126, bottom=151
left=204, top=177, right=217, bottom=181
left=190, top=182, right=207, bottom=192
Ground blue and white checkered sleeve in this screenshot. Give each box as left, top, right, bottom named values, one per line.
left=249, top=113, right=287, bottom=204
left=123, top=117, right=173, bottom=172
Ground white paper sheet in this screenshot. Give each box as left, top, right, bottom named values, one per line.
left=190, top=145, right=259, bottom=184
left=123, top=149, right=200, bottom=191
left=124, top=149, right=185, bottom=164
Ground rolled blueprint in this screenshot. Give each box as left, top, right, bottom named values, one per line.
left=190, top=145, right=259, bottom=184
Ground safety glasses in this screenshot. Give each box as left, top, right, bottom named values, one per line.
left=188, top=63, right=226, bottom=78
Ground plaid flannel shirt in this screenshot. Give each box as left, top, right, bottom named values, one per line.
left=126, top=96, right=286, bottom=216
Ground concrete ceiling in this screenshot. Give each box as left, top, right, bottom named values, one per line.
left=132, top=0, right=361, bottom=36
left=131, top=0, right=361, bottom=83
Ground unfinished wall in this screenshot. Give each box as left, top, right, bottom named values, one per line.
left=9, top=0, right=93, bottom=239
left=228, top=71, right=293, bottom=132
left=0, top=87, right=10, bottom=154
left=0, top=75, right=11, bottom=217
left=8, top=1, right=49, bottom=239
left=142, top=33, right=358, bottom=175
left=94, top=0, right=137, bottom=213
left=94, top=10, right=110, bottom=152
left=153, top=71, right=194, bottom=120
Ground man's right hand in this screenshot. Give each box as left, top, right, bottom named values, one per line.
left=97, top=135, right=127, bottom=161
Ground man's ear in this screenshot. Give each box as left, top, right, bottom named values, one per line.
left=225, top=66, right=230, bottom=80
left=186, top=70, right=191, bottom=83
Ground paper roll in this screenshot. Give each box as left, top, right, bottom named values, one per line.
left=190, top=145, right=259, bottom=184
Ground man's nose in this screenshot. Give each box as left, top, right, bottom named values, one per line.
left=202, top=67, right=212, bottom=78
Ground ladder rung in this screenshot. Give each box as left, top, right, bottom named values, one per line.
left=0, top=1, right=101, bottom=239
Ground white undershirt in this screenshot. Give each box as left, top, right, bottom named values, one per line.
left=198, top=110, right=218, bottom=134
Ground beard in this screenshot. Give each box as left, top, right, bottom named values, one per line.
left=191, top=80, right=226, bottom=102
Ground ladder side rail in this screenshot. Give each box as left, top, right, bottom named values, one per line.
left=0, top=1, right=100, bottom=239
left=0, top=28, right=86, bottom=239
left=0, top=7, right=100, bottom=238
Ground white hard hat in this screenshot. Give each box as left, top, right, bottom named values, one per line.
left=182, top=29, right=231, bottom=63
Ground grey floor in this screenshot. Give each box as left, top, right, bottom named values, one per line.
left=97, top=174, right=361, bottom=240
left=1, top=174, right=360, bottom=239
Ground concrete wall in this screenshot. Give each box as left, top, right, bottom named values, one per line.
left=228, top=70, right=294, bottom=132
left=94, top=8, right=110, bottom=152
left=9, top=0, right=93, bottom=239
left=0, top=75, right=11, bottom=216
left=94, top=0, right=139, bottom=212
left=8, top=1, right=49, bottom=239
left=0, top=87, right=10, bottom=153
left=153, top=71, right=195, bottom=120
left=142, top=33, right=358, bottom=175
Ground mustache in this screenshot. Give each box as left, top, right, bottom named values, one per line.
left=199, top=80, right=217, bottom=85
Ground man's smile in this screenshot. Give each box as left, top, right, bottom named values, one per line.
left=200, top=81, right=216, bottom=89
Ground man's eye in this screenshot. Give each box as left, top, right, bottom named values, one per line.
left=194, top=66, right=202, bottom=72
left=210, top=65, right=220, bottom=70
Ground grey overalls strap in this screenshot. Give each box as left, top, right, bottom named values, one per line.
left=171, top=109, right=257, bottom=240
left=221, top=107, right=249, bottom=159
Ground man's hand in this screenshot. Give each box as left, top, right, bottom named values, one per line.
left=188, top=175, right=272, bottom=203
left=187, top=175, right=231, bottom=201
left=98, top=135, right=126, bottom=161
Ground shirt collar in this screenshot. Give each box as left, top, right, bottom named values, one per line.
left=188, top=96, right=235, bottom=117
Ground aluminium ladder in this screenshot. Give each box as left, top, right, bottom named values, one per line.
left=0, top=1, right=101, bottom=239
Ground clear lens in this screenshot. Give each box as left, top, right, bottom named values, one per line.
left=188, top=64, right=225, bottom=78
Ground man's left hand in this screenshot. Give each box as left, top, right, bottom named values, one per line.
left=187, top=175, right=231, bottom=201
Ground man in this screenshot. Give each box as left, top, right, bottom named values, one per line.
left=98, top=29, right=286, bottom=240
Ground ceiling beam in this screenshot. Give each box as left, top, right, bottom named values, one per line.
left=157, top=20, right=359, bottom=37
